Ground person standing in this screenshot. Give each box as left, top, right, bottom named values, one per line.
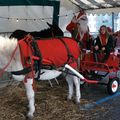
left=66, top=10, right=92, bottom=51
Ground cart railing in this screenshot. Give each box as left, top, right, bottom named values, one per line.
left=81, top=61, right=119, bottom=73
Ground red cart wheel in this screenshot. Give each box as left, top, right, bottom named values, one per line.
left=107, top=78, right=119, bottom=95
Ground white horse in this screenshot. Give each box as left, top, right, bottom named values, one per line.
left=0, top=36, right=81, bottom=120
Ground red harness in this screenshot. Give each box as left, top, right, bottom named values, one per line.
left=18, top=36, right=80, bottom=70
left=14, top=35, right=80, bottom=83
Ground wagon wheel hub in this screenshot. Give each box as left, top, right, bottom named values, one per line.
left=111, top=81, right=118, bottom=93
left=112, top=84, right=116, bottom=88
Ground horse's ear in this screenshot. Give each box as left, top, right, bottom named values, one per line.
left=46, top=22, right=52, bottom=28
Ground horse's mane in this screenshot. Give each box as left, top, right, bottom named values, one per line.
left=10, top=22, right=63, bottom=40
left=0, top=36, right=23, bottom=71
left=29, top=28, right=52, bottom=38
left=0, top=36, right=18, bottom=54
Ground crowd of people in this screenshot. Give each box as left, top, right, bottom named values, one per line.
left=66, top=10, right=120, bottom=63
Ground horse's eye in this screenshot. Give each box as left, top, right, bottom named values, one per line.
left=81, top=16, right=87, bottom=21
left=81, top=18, right=85, bottom=20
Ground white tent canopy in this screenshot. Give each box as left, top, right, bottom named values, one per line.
left=0, top=0, right=119, bottom=35
left=87, top=7, right=120, bottom=14
left=70, top=0, right=120, bottom=14
left=0, top=0, right=79, bottom=34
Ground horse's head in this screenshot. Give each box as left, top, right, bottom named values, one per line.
left=10, top=29, right=28, bottom=40
left=76, top=10, right=88, bottom=33
left=47, top=22, right=64, bottom=37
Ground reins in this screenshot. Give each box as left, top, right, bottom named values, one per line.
left=0, top=42, right=19, bottom=77
left=0, top=36, right=36, bottom=85
left=24, top=35, right=36, bottom=81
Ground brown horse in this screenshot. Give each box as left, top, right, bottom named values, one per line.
left=10, top=22, right=64, bottom=40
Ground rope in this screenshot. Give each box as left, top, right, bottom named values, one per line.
left=0, top=43, right=19, bottom=77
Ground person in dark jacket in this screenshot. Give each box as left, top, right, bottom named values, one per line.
left=93, top=25, right=114, bottom=63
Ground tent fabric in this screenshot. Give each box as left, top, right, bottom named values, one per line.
left=70, top=0, right=120, bottom=14
left=87, top=7, right=120, bottom=15
left=0, top=0, right=78, bottom=33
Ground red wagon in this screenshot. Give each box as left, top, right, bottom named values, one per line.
left=80, top=52, right=120, bottom=95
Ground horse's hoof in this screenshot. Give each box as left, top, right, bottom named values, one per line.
left=65, top=96, right=72, bottom=102
left=77, top=103, right=87, bottom=111
left=67, top=97, right=72, bottom=101
left=26, top=115, right=33, bottom=120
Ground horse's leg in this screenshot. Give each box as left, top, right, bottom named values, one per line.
left=24, top=78, right=35, bottom=119
left=73, top=76, right=81, bottom=104
left=66, top=74, right=74, bottom=100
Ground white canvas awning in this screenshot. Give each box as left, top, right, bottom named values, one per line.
left=70, top=0, right=120, bottom=14
left=87, top=7, right=120, bottom=15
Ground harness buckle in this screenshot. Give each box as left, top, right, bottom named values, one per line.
left=32, top=56, right=40, bottom=61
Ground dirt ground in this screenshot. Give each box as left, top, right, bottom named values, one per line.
left=0, top=78, right=120, bottom=120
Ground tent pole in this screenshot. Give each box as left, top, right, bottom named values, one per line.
left=112, top=12, right=114, bottom=32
